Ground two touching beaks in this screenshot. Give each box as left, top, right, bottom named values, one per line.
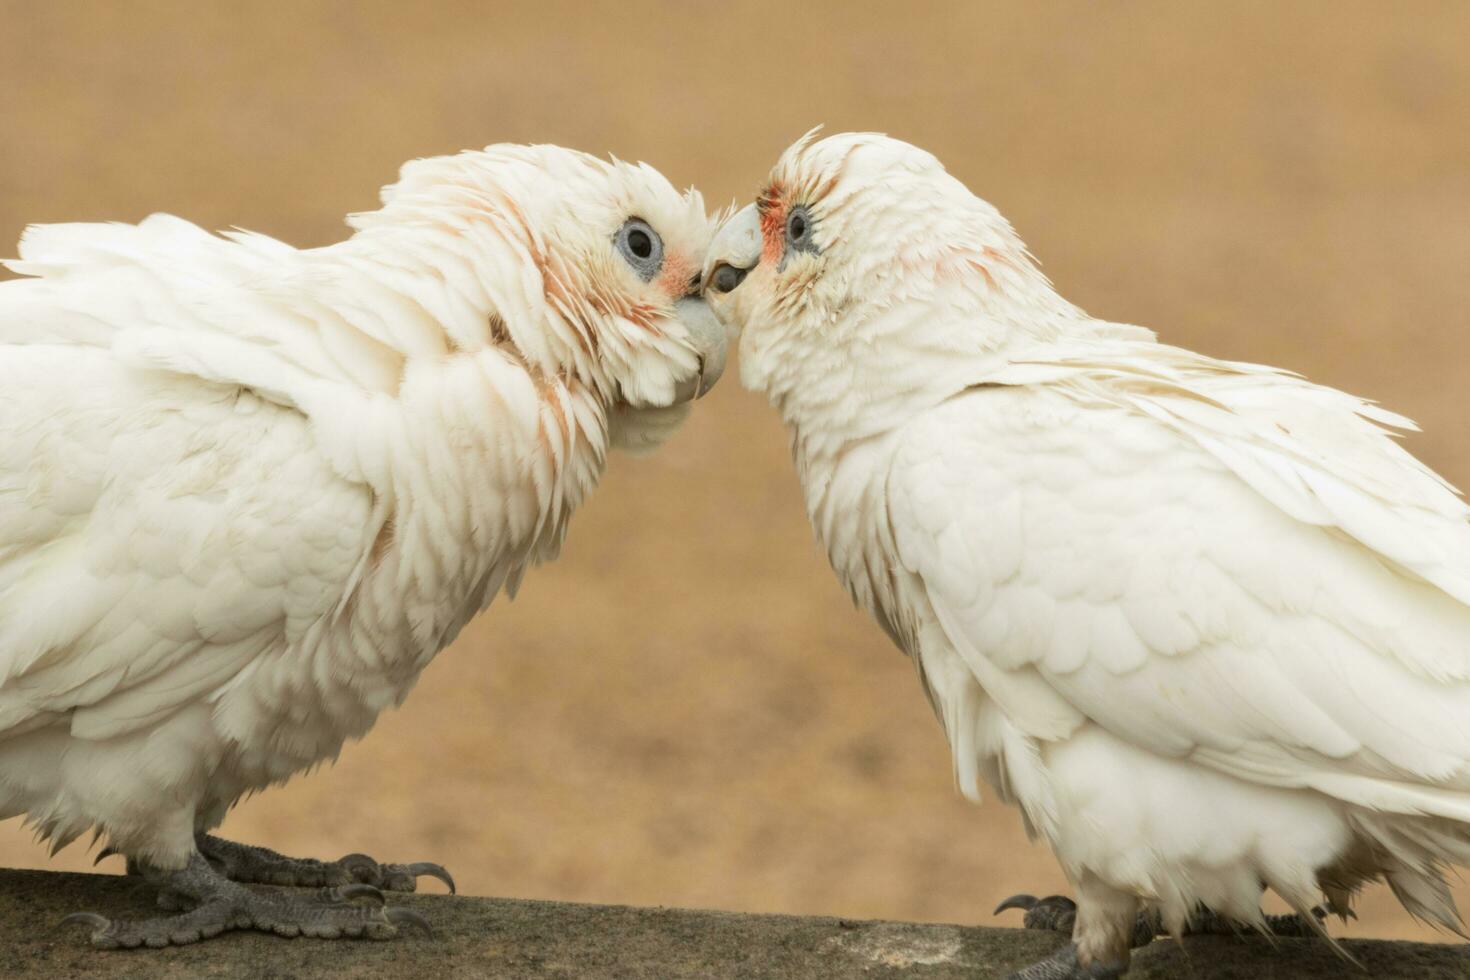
left=675, top=202, right=761, bottom=401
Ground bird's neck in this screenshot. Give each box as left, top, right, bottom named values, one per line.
left=327, top=227, right=611, bottom=398
left=344, top=352, right=611, bottom=669
left=745, top=280, right=1082, bottom=464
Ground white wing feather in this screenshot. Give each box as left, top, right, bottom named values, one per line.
left=889, top=341, right=1470, bottom=823
left=0, top=345, right=373, bottom=742
left=0, top=217, right=400, bottom=743
left=1, top=214, right=414, bottom=412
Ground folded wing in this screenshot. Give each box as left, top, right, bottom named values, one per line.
left=889, top=341, right=1470, bottom=827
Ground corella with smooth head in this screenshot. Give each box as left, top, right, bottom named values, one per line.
left=706, top=131, right=1470, bottom=979
left=0, top=142, right=724, bottom=947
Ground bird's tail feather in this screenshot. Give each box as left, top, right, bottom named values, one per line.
left=1347, top=809, right=1470, bottom=939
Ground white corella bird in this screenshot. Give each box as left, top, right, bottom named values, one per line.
left=703, top=131, right=1470, bottom=979
left=0, top=144, right=728, bottom=946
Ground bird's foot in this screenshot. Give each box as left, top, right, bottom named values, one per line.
left=995, top=894, right=1087, bottom=937
left=194, top=833, right=454, bottom=893
left=1005, top=943, right=1124, bottom=980
left=996, top=892, right=1325, bottom=945
left=62, top=853, right=429, bottom=947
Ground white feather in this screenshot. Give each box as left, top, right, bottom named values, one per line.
left=0, top=143, right=716, bottom=868
left=722, top=131, right=1470, bottom=958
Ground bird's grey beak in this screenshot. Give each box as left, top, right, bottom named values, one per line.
left=702, top=204, right=761, bottom=295
left=666, top=205, right=760, bottom=403
left=670, top=296, right=731, bottom=401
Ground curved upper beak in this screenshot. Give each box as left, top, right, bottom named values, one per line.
left=672, top=296, right=731, bottom=400
left=702, top=204, right=761, bottom=295
left=664, top=204, right=762, bottom=403
left=665, top=205, right=761, bottom=404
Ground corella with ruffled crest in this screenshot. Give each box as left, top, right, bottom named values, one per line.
left=705, top=130, right=1470, bottom=979
left=0, top=142, right=728, bottom=946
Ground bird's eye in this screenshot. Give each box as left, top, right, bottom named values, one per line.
left=785, top=204, right=816, bottom=255
left=615, top=218, right=664, bottom=281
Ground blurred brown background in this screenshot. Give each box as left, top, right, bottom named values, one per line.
left=2, top=0, right=1469, bottom=944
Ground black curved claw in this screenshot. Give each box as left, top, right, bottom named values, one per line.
left=404, top=862, right=456, bottom=895
left=994, top=894, right=1039, bottom=916
left=996, top=894, right=1078, bottom=935
left=386, top=906, right=433, bottom=937
left=328, top=883, right=386, bottom=905
left=93, top=848, right=117, bottom=867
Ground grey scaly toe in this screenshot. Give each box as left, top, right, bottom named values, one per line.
left=62, top=853, right=430, bottom=948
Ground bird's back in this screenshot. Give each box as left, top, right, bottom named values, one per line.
left=868, top=332, right=1470, bottom=924
left=0, top=339, right=375, bottom=742
left=0, top=217, right=388, bottom=747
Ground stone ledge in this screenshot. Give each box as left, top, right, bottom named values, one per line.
left=2, top=868, right=1467, bottom=979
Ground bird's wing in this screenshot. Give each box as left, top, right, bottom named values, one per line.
left=0, top=216, right=407, bottom=743
left=0, top=215, right=585, bottom=748
left=0, top=213, right=432, bottom=413
left=989, top=338, right=1470, bottom=603
left=0, top=345, right=375, bottom=743
left=887, top=343, right=1470, bottom=830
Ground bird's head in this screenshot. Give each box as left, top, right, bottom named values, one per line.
left=351, top=144, right=730, bottom=418
left=702, top=131, right=1074, bottom=425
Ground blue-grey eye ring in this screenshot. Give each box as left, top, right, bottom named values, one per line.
left=615, top=218, right=663, bottom=281
left=785, top=204, right=816, bottom=256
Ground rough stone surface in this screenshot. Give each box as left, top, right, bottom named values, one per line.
left=3, top=869, right=1468, bottom=979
